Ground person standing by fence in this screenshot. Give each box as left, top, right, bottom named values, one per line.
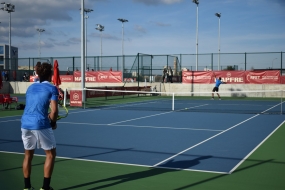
left=167, top=66, right=173, bottom=83
left=162, top=66, right=167, bottom=83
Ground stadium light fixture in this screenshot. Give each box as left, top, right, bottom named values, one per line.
left=80, top=8, right=93, bottom=70
left=192, top=0, right=199, bottom=71
left=1, top=2, right=15, bottom=70
left=118, top=18, right=128, bottom=72
left=36, top=28, right=45, bottom=59
left=96, top=24, right=104, bottom=70
left=215, top=13, right=221, bottom=70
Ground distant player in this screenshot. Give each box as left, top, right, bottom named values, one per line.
left=212, top=76, right=226, bottom=100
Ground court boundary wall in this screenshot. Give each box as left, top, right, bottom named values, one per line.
left=1, top=81, right=285, bottom=96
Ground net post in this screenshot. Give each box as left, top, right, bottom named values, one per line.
left=63, top=88, right=67, bottom=107
left=172, top=93, right=174, bottom=111
left=281, top=90, right=283, bottom=115
left=84, top=88, right=86, bottom=109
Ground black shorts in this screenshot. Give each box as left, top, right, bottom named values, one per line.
left=212, top=87, right=219, bottom=92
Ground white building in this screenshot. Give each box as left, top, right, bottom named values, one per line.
left=0, top=44, right=18, bottom=70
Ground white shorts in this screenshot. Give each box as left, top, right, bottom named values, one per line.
left=21, top=128, right=56, bottom=150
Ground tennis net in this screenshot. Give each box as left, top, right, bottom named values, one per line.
left=67, top=88, right=285, bottom=115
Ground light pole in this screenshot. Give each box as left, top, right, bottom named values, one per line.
left=36, top=28, right=45, bottom=59
left=81, top=8, right=93, bottom=70
left=96, top=24, right=104, bottom=70
left=215, top=13, right=221, bottom=71
left=118, top=18, right=128, bottom=72
left=80, top=0, right=85, bottom=102
left=272, top=58, right=277, bottom=69
left=1, top=2, right=15, bottom=70
left=192, top=0, right=199, bottom=71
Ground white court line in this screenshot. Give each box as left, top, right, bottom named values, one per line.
left=153, top=114, right=260, bottom=168
left=0, top=119, right=21, bottom=123
left=113, top=124, right=223, bottom=132
left=58, top=121, right=223, bottom=132
left=228, top=119, right=285, bottom=174
left=109, top=104, right=208, bottom=125
left=153, top=102, right=284, bottom=169
left=0, top=151, right=227, bottom=174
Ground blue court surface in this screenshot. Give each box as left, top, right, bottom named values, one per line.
left=0, top=99, right=284, bottom=174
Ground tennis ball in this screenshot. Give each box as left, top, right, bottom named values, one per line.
left=185, top=108, right=188, bottom=110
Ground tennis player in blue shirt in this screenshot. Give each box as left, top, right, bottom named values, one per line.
left=212, top=76, right=226, bottom=100
left=21, top=62, right=58, bottom=190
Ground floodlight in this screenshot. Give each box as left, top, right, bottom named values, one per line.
left=118, top=18, right=128, bottom=71
left=192, top=0, right=199, bottom=70
left=118, top=18, right=128, bottom=23
left=79, top=7, right=93, bottom=69
left=215, top=13, right=221, bottom=18
left=192, top=0, right=199, bottom=5
left=96, top=24, right=105, bottom=69
left=215, top=13, right=221, bottom=70
left=36, top=28, right=45, bottom=58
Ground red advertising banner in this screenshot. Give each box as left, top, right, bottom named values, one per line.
left=60, top=75, right=74, bottom=82
left=182, top=71, right=213, bottom=84
left=70, top=90, right=82, bottom=107
left=280, top=76, right=285, bottom=84
left=213, top=71, right=245, bottom=84
left=182, top=70, right=281, bottom=84
left=244, top=70, right=280, bottom=84
left=73, top=71, right=122, bottom=83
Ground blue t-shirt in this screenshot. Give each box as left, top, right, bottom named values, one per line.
left=215, top=78, right=223, bottom=88
left=21, top=81, right=59, bottom=130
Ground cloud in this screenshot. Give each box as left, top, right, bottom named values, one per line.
left=0, top=0, right=94, bottom=38
left=90, top=33, right=120, bottom=40
left=54, top=37, right=81, bottom=47
left=134, top=25, right=147, bottom=33
left=150, top=21, right=171, bottom=27
left=132, top=0, right=183, bottom=6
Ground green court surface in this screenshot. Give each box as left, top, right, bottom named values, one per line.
left=1, top=122, right=285, bottom=189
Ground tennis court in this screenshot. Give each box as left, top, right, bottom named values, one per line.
left=0, top=91, right=285, bottom=189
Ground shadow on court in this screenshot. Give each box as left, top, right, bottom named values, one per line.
left=59, top=156, right=212, bottom=190
left=174, top=159, right=274, bottom=190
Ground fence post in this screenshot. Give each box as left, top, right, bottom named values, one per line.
left=211, top=53, right=213, bottom=70
left=28, top=57, right=31, bottom=75
left=117, top=56, right=119, bottom=71
left=137, top=53, right=140, bottom=91
left=245, top=52, right=247, bottom=71
left=72, top=57, right=75, bottom=71
left=167, top=55, right=169, bottom=68
left=281, top=51, right=283, bottom=74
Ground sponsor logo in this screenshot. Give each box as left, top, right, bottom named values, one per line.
left=60, top=77, right=73, bottom=82
left=73, top=93, right=79, bottom=101
left=85, top=77, right=96, bottom=82
left=246, top=74, right=278, bottom=81
left=98, top=73, right=108, bottom=80
left=221, top=77, right=244, bottom=83
left=70, top=101, right=82, bottom=104
left=226, top=72, right=231, bottom=78
left=186, top=76, right=211, bottom=80
left=74, top=77, right=81, bottom=82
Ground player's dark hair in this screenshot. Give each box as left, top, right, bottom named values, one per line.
left=36, top=62, right=53, bottom=82
left=219, top=77, right=221, bottom=80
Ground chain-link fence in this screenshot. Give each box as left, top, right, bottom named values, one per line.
left=0, top=52, right=284, bottom=82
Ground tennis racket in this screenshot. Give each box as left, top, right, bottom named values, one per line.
left=57, top=104, right=68, bottom=120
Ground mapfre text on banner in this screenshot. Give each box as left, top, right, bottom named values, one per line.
left=73, top=71, right=122, bottom=83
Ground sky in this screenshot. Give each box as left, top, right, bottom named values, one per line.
left=0, top=0, right=284, bottom=59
